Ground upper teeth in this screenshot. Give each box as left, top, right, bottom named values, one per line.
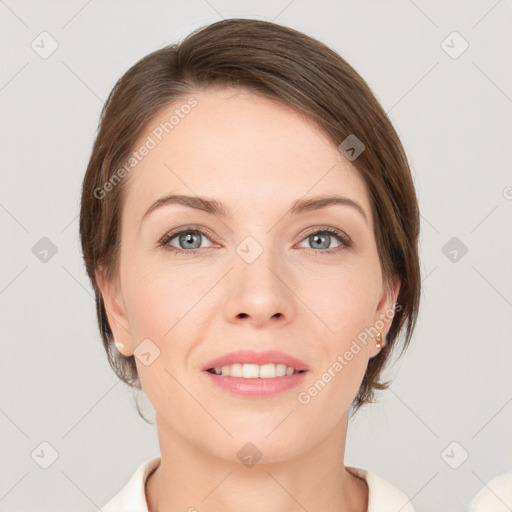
left=212, top=363, right=299, bottom=378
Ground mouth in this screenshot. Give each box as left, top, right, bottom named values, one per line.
left=201, top=349, right=310, bottom=397
left=206, top=363, right=307, bottom=378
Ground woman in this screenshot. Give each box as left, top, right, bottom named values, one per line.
left=80, top=18, right=421, bottom=512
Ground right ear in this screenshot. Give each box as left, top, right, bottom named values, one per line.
left=95, top=265, right=134, bottom=357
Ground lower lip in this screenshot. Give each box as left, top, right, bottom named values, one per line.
left=202, top=370, right=309, bottom=398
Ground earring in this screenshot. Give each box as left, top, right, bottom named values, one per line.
left=114, top=340, right=125, bottom=352
left=376, top=331, right=382, bottom=349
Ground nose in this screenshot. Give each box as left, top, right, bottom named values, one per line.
left=222, top=242, right=296, bottom=329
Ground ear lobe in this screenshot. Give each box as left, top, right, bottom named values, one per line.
left=95, top=266, right=133, bottom=356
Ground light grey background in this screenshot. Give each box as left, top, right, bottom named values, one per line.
left=1, top=1, right=511, bottom=511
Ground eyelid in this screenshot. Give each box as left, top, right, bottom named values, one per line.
left=298, top=225, right=351, bottom=244
left=159, top=224, right=352, bottom=254
left=159, top=224, right=217, bottom=242
left=157, top=224, right=216, bottom=254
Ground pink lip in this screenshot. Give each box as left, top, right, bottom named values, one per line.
left=203, top=370, right=308, bottom=398
left=201, top=349, right=310, bottom=372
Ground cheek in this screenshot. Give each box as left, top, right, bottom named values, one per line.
left=121, top=260, right=208, bottom=340
left=123, top=278, right=169, bottom=340
left=296, top=262, right=379, bottom=340
left=294, top=265, right=378, bottom=397
left=295, top=272, right=375, bottom=416
left=121, top=265, right=202, bottom=407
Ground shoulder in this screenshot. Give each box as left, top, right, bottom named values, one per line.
left=469, top=470, right=512, bottom=511
left=101, top=456, right=161, bottom=512
left=346, top=466, right=415, bottom=512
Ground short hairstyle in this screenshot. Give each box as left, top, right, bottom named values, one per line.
left=79, top=18, right=421, bottom=415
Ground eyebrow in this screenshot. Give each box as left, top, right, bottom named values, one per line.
left=140, top=193, right=368, bottom=225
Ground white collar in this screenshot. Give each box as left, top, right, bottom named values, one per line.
left=102, top=457, right=415, bottom=512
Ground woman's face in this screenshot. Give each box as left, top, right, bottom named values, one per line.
left=97, top=87, right=399, bottom=463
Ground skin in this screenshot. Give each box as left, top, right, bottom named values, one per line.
left=96, top=87, right=400, bottom=512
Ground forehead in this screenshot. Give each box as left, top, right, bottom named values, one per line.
left=121, top=88, right=370, bottom=221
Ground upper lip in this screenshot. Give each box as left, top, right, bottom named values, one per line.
left=202, top=350, right=310, bottom=372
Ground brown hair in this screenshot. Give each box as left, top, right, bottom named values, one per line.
left=79, top=18, right=421, bottom=417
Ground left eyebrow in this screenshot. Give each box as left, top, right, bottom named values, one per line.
left=140, top=193, right=368, bottom=225
left=289, top=195, right=368, bottom=224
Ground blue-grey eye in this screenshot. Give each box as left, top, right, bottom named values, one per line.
left=297, top=229, right=346, bottom=251
left=163, top=230, right=214, bottom=251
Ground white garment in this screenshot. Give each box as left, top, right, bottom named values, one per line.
left=469, top=471, right=512, bottom=512
left=102, top=456, right=415, bottom=512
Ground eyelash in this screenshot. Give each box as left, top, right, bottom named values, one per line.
left=158, top=225, right=352, bottom=256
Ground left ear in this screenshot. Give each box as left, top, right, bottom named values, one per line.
left=371, top=275, right=401, bottom=355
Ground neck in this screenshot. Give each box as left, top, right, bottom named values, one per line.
left=145, top=413, right=368, bottom=512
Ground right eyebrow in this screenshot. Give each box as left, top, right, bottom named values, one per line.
left=141, top=194, right=229, bottom=222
